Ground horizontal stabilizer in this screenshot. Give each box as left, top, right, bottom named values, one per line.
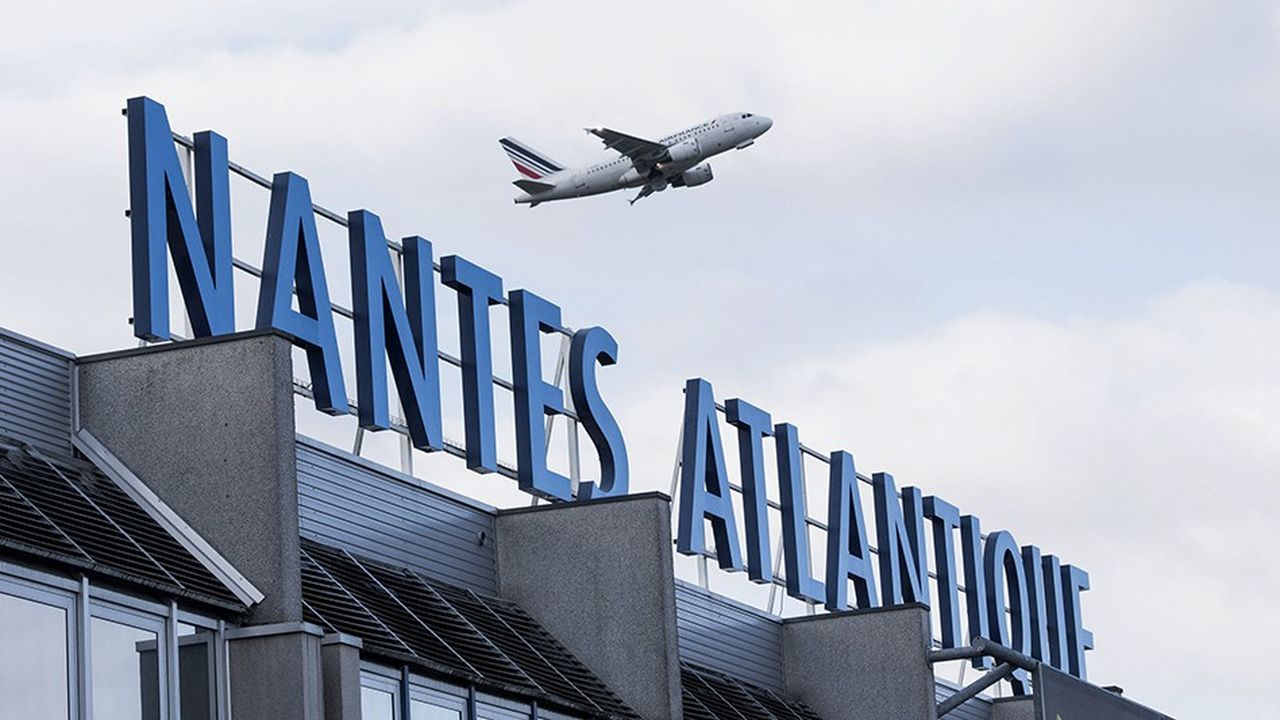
left=513, top=178, right=555, bottom=194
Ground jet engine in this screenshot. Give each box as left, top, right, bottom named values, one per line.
left=677, top=164, right=714, bottom=187
left=664, top=140, right=700, bottom=164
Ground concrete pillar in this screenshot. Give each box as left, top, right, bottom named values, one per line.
left=494, top=492, right=683, bottom=720
left=322, top=634, right=364, bottom=720
left=991, top=697, right=1036, bottom=720
left=77, top=331, right=302, bottom=623
left=782, top=605, right=937, bottom=720
left=227, top=622, right=325, bottom=720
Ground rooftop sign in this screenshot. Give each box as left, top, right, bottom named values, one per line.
left=126, top=96, right=1092, bottom=694
left=674, top=378, right=1095, bottom=689
left=126, top=96, right=627, bottom=503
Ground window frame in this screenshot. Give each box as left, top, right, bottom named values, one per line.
left=408, top=674, right=469, bottom=719
left=0, top=559, right=232, bottom=720
left=0, top=571, right=78, bottom=720
left=362, top=663, right=405, bottom=720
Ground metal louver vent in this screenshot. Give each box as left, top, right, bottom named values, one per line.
left=681, top=662, right=825, bottom=720
left=299, top=538, right=639, bottom=719
left=0, top=441, right=246, bottom=613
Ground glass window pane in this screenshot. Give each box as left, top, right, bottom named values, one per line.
left=91, top=616, right=161, bottom=720
left=0, top=592, right=69, bottom=720
left=362, top=686, right=396, bottom=720
left=178, top=624, right=216, bottom=720
left=412, top=698, right=463, bottom=720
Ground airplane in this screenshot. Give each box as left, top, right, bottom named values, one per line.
left=501, top=112, right=773, bottom=206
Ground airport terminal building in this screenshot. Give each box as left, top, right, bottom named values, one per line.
left=0, top=97, right=1175, bottom=720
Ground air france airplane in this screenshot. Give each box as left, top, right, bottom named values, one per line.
left=501, top=112, right=773, bottom=206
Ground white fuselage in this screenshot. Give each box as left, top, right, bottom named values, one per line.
left=514, top=112, right=772, bottom=204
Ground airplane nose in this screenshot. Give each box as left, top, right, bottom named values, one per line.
left=758, top=116, right=773, bottom=134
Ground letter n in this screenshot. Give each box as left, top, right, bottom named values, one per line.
left=127, top=96, right=234, bottom=341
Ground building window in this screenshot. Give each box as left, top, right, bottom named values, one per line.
left=363, top=664, right=591, bottom=720
left=362, top=667, right=403, bottom=720
left=177, top=620, right=218, bottom=720
left=0, top=563, right=232, bottom=720
left=363, top=686, right=398, bottom=720
left=410, top=682, right=466, bottom=720
left=474, top=693, right=530, bottom=720
left=0, top=581, right=73, bottom=720
left=89, top=613, right=162, bottom=720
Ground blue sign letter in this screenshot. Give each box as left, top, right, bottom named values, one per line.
left=1062, top=564, right=1094, bottom=680
left=569, top=327, right=629, bottom=501
left=441, top=255, right=503, bottom=473
left=510, top=289, right=572, bottom=501
left=127, top=96, right=234, bottom=341
left=873, top=473, right=929, bottom=607
left=349, top=212, right=443, bottom=451
left=256, top=172, right=346, bottom=414
left=825, top=450, right=878, bottom=611
left=676, top=379, right=743, bottom=570
left=1041, top=554, right=1070, bottom=671
left=961, top=515, right=991, bottom=668
left=725, top=398, right=773, bottom=583
left=984, top=530, right=1032, bottom=693
left=774, top=423, right=824, bottom=603
left=924, top=496, right=963, bottom=648
left=1021, top=545, right=1052, bottom=664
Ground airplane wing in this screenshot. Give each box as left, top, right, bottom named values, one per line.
left=587, top=127, right=667, bottom=163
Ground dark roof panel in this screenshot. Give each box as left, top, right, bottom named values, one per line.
left=682, top=662, right=825, bottom=720
left=0, top=470, right=87, bottom=561
left=359, top=560, right=537, bottom=692
left=0, top=441, right=246, bottom=613
left=300, top=538, right=639, bottom=719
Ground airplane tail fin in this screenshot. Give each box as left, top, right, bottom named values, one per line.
left=500, top=137, right=565, bottom=180
left=513, top=178, right=555, bottom=195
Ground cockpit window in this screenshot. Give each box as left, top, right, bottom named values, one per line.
left=741, top=113, right=752, bottom=119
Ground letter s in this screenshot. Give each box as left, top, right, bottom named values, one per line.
left=569, top=326, right=629, bottom=500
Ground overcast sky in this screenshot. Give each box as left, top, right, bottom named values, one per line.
left=3, top=2, right=1277, bottom=717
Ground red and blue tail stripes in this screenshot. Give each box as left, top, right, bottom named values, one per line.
left=500, top=137, right=564, bottom=179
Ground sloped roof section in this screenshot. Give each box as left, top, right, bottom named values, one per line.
left=299, top=538, right=639, bottom=719
left=0, top=438, right=248, bottom=613
left=682, top=662, right=825, bottom=720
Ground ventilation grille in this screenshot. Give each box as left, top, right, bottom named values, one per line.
left=0, top=441, right=246, bottom=613
left=682, top=662, right=825, bottom=720
left=300, top=538, right=638, bottom=719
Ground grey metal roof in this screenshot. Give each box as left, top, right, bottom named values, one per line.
left=681, top=662, right=825, bottom=720
left=299, top=538, right=639, bottom=719
left=0, top=437, right=247, bottom=613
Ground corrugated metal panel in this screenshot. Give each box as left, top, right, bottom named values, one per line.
left=935, top=679, right=994, bottom=720
left=0, top=329, right=72, bottom=457
left=296, top=438, right=498, bottom=594
left=674, top=580, right=784, bottom=693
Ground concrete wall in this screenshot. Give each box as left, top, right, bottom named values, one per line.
left=77, top=331, right=301, bottom=624
left=226, top=623, right=325, bottom=720
left=321, top=634, right=364, bottom=720
left=494, top=492, right=683, bottom=720
left=782, top=605, right=938, bottom=720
